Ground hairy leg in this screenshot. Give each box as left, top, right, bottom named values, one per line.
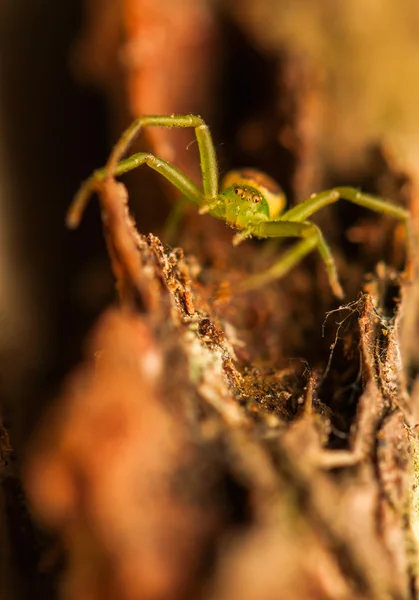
left=67, top=153, right=203, bottom=228
left=279, top=187, right=411, bottom=248
left=105, top=114, right=219, bottom=200
left=67, top=114, right=219, bottom=228
left=240, top=220, right=344, bottom=298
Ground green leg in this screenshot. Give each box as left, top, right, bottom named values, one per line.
left=68, top=114, right=219, bottom=228
left=241, top=186, right=411, bottom=297
left=241, top=220, right=344, bottom=298
left=67, top=152, right=204, bottom=229
left=278, top=186, right=412, bottom=272
left=280, top=187, right=410, bottom=227
left=333, top=187, right=413, bottom=251
left=106, top=114, right=218, bottom=199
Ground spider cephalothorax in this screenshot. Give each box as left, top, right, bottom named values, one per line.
left=217, top=183, right=269, bottom=230
left=68, top=114, right=411, bottom=299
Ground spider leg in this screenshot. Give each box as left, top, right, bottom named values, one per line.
left=279, top=187, right=411, bottom=248
left=67, top=114, right=219, bottom=228
left=67, top=153, right=204, bottom=228
left=239, top=220, right=344, bottom=298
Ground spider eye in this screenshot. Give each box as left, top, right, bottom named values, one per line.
left=252, top=194, right=261, bottom=203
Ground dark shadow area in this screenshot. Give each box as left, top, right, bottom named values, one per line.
left=0, top=1, right=111, bottom=441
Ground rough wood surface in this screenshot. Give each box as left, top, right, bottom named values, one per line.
left=23, top=172, right=418, bottom=600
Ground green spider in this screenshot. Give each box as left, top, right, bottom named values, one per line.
left=67, top=114, right=411, bottom=298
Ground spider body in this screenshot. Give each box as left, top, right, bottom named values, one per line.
left=217, top=169, right=286, bottom=233
left=68, top=114, right=411, bottom=298
left=222, top=169, right=286, bottom=220
left=215, top=183, right=269, bottom=231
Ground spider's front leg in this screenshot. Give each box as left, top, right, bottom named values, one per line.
left=241, top=220, right=344, bottom=298
left=240, top=186, right=411, bottom=298
left=67, top=153, right=205, bottom=228
left=67, top=114, right=220, bottom=228
left=280, top=187, right=410, bottom=240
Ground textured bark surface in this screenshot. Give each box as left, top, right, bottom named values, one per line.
left=24, top=174, right=418, bottom=600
